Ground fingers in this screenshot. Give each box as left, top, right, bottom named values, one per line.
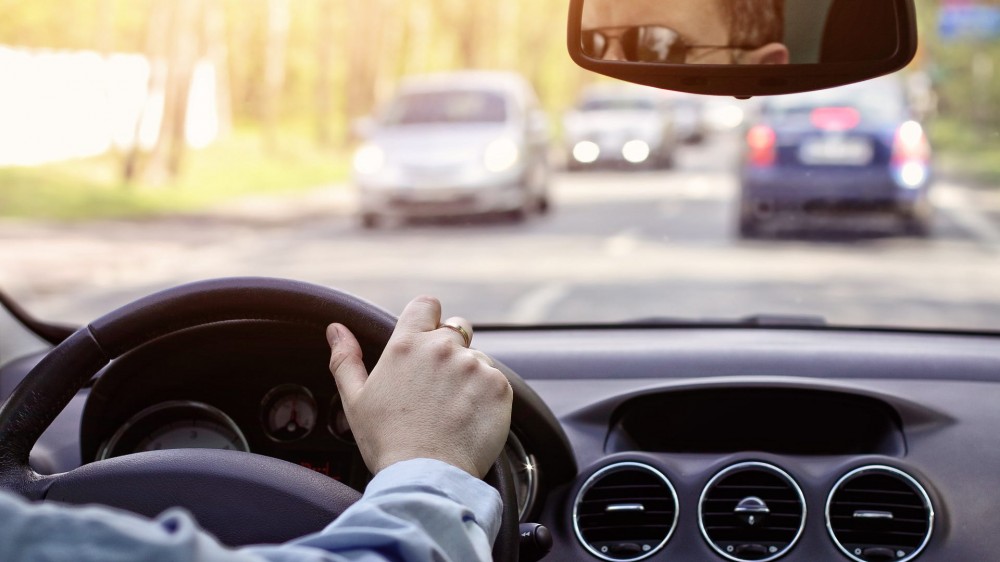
left=327, top=323, right=368, bottom=401
left=394, top=296, right=442, bottom=335
left=438, top=315, right=473, bottom=348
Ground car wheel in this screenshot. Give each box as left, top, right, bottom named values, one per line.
left=656, top=150, right=676, bottom=170
left=536, top=194, right=551, bottom=215
left=507, top=204, right=529, bottom=223
left=738, top=212, right=761, bottom=239
left=898, top=203, right=932, bottom=237
left=360, top=213, right=380, bottom=229
left=901, top=215, right=931, bottom=237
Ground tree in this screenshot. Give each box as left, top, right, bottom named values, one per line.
left=262, top=0, right=289, bottom=151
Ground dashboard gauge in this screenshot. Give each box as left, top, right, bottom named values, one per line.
left=98, top=401, right=249, bottom=460
left=506, top=432, right=538, bottom=521
left=327, top=393, right=355, bottom=443
left=137, top=419, right=245, bottom=452
left=261, top=385, right=317, bottom=442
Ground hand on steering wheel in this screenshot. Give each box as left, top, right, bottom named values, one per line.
left=328, top=296, right=513, bottom=478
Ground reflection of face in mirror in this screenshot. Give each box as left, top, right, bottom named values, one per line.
left=582, top=0, right=790, bottom=65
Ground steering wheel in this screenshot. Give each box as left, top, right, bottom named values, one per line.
left=0, top=278, right=519, bottom=561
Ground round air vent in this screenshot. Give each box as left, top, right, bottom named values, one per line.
left=573, top=462, right=679, bottom=561
left=699, top=461, right=806, bottom=562
left=826, top=465, right=934, bottom=562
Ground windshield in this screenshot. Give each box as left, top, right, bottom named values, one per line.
left=2, top=1, right=1000, bottom=333
left=382, top=90, right=509, bottom=126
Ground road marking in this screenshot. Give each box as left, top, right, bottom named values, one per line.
left=507, top=282, right=569, bottom=324
left=604, top=228, right=641, bottom=257
left=933, top=183, right=1000, bottom=246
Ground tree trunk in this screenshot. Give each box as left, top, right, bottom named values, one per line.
left=204, top=0, right=232, bottom=138
left=96, top=0, right=115, bottom=55
left=143, top=0, right=202, bottom=186
left=123, top=0, right=171, bottom=185
left=344, top=0, right=382, bottom=142
left=262, top=0, right=290, bottom=152
left=316, top=0, right=335, bottom=147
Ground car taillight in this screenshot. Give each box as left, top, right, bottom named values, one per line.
left=892, top=120, right=930, bottom=164
left=747, top=125, right=776, bottom=167
left=810, top=107, right=860, bottom=131
left=892, top=121, right=930, bottom=188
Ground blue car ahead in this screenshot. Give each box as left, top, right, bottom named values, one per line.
left=738, top=76, right=932, bottom=237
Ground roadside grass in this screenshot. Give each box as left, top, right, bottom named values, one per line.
left=0, top=129, right=350, bottom=220
left=929, top=118, right=1000, bottom=187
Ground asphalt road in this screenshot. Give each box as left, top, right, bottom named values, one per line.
left=4, top=133, right=1000, bottom=332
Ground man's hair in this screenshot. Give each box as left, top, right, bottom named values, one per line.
left=724, top=0, right=785, bottom=47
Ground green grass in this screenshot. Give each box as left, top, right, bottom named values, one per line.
left=929, top=118, right=1000, bottom=188
left=0, top=129, right=350, bottom=220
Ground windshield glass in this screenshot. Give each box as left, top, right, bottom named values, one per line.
left=2, top=1, right=1000, bottom=333
left=383, top=90, right=508, bottom=126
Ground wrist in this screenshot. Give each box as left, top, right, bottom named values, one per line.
left=371, top=449, right=479, bottom=478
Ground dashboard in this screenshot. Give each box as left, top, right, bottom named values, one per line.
left=4, top=311, right=1000, bottom=561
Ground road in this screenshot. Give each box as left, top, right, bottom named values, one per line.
left=4, top=134, right=1000, bottom=331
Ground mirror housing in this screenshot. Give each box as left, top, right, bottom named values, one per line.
left=567, top=0, right=919, bottom=97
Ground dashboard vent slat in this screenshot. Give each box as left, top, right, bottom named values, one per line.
left=573, top=462, right=679, bottom=561
left=699, top=462, right=806, bottom=562
left=827, top=466, right=934, bottom=562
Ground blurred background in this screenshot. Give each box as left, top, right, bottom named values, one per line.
left=0, top=0, right=991, bottom=213
left=0, top=0, right=582, bottom=210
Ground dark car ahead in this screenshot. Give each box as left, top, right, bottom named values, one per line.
left=738, top=76, right=933, bottom=237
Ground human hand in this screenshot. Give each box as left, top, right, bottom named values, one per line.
left=326, top=296, right=513, bottom=478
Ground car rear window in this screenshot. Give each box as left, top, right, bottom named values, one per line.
left=579, top=98, right=657, bottom=112
left=763, top=79, right=908, bottom=125
left=382, top=90, right=508, bottom=125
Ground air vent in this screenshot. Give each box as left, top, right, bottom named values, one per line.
left=827, top=465, right=934, bottom=562
left=573, top=462, right=678, bottom=561
left=699, top=462, right=806, bottom=562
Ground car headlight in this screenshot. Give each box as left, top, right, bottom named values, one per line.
left=353, top=144, right=385, bottom=175
left=622, top=140, right=650, bottom=164
left=484, top=138, right=520, bottom=173
left=572, top=141, right=600, bottom=164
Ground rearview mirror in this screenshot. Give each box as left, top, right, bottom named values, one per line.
left=567, top=0, right=918, bottom=97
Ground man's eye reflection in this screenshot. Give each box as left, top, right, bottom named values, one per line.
left=581, top=0, right=790, bottom=65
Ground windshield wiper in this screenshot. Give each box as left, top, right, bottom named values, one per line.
left=622, top=314, right=827, bottom=328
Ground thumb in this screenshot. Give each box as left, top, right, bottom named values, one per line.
left=327, top=323, right=368, bottom=401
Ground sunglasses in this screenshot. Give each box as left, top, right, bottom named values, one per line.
left=582, top=25, right=754, bottom=63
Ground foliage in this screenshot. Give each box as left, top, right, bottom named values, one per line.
left=0, top=0, right=585, bottom=142
left=0, top=129, right=348, bottom=219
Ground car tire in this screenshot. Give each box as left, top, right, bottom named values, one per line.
left=901, top=215, right=931, bottom=237
left=656, top=150, right=676, bottom=170
left=507, top=206, right=528, bottom=223
left=536, top=194, right=551, bottom=215
left=738, top=212, right=761, bottom=239
left=898, top=203, right=932, bottom=237
left=360, top=213, right=380, bottom=229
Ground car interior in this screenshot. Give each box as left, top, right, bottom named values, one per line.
left=1, top=0, right=996, bottom=561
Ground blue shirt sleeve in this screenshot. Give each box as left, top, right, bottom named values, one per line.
left=0, top=458, right=502, bottom=562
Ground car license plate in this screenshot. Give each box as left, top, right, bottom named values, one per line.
left=798, top=136, right=874, bottom=166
